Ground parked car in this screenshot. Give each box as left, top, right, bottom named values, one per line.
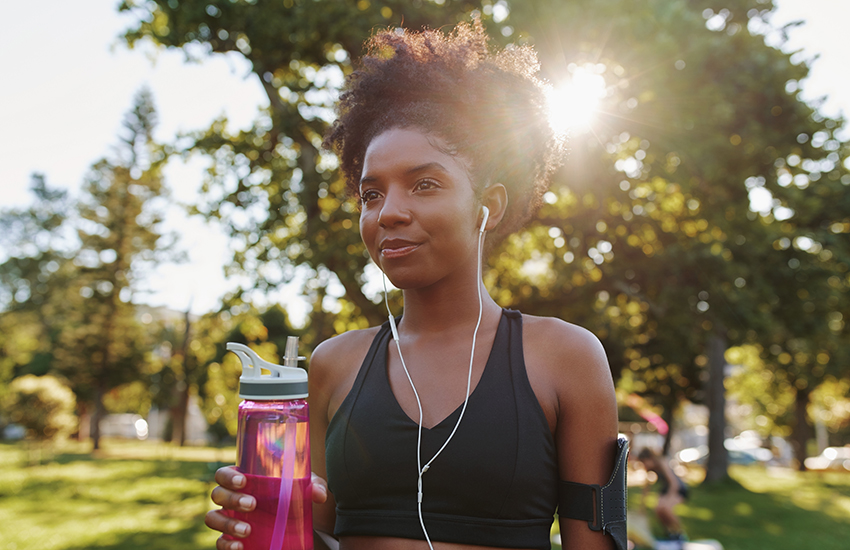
left=804, top=446, right=850, bottom=471
left=99, top=414, right=149, bottom=440
left=676, top=444, right=767, bottom=466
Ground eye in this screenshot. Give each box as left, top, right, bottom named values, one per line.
left=414, top=179, right=440, bottom=192
left=360, top=189, right=382, bottom=203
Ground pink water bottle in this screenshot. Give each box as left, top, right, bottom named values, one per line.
left=225, top=338, right=313, bottom=550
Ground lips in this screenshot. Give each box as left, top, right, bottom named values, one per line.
left=380, top=238, right=420, bottom=259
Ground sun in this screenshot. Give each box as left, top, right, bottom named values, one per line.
left=547, top=65, right=607, bottom=135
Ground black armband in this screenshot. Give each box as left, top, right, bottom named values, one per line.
left=558, top=437, right=629, bottom=550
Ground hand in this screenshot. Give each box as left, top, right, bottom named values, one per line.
left=205, top=466, right=255, bottom=550
left=311, top=471, right=329, bottom=504
left=204, top=467, right=332, bottom=550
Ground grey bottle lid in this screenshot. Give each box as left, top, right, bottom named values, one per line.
left=227, top=337, right=308, bottom=400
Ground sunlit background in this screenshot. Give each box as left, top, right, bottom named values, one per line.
left=3, top=0, right=848, bottom=322
left=2, top=2, right=850, bottom=549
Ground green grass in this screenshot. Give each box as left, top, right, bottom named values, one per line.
left=677, top=465, right=850, bottom=550
left=3, top=442, right=850, bottom=550
left=0, top=439, right=235, bottom=550
left=626, top=465, right=850, bottom=550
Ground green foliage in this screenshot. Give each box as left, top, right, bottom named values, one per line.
left=0, top=89, right=179, bottom=448
left=118, top=0, right=488, bottom=342
left=3, top=375, right=77, bottom=441
left=809, top=377, right=850, bottom=441
left=112, top=1, right=850, bottom=468
left=726, top=345, right=796, bottom=437
left=0, top=176, right=78, bottom=390
left=49, top=89, right=176, bottom=448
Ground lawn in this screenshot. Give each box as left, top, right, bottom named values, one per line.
left=675, top=465, right=850, bottom=550
left=614, top=464, right=850, bottom=550
left=0, top=439, right=233, bottom=550
left=2, top=441, right=850, bottom=550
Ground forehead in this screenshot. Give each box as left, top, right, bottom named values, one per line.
left=361, top=127, right=472, bottom=181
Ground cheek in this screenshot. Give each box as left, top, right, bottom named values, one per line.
left=359, top=213, right=379, bottom=255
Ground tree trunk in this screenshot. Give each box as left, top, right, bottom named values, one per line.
left=91, top=390, right=106, bottom=451
left=172, top=381, right=189, bottom=447
left=172, top=309, right=192, bottom=446
left=792, top=386, right=812, bottom=471
left=77, top=402, right=90, bottom=442
left=704, top=329, right=728, bottom=482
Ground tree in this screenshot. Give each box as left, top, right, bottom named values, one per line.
left=499, top=0, right=849, bottom=478
left=3, top=374, right=77, bottom=441
left=2, top=374, right=77, bottom=464
left=52, top=88, right=175, bottom=450
left=118, top=0, right=485, bottom=343
left=0, top=176, right=78, bottom=390
left=119, top=0, right=850, bottom=478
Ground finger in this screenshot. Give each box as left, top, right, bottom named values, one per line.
left=205, top=509, right=251, bottom=540
left=211, top=486, right=256, bottom=511
left=311, top=472, right=328, bottom=503
left=217, top=535, right=246, bottom=550
left=215, top=466, right=247, bottom=490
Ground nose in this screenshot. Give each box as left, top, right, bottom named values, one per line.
left=377, top=188, right=412, bottom=228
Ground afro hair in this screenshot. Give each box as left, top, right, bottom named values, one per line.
left=323, top=19, right=564, bottom=243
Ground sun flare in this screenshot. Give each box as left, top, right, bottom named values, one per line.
left=547, top=65, right=607, bottom=135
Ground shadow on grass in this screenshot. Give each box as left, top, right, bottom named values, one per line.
left=53, top=450, right=98, bottom=465
left=682, top=470, right=850, bottom=550
left=3, top=452, right=217, bottom=515
left=59, top=523, right=215, bottom=550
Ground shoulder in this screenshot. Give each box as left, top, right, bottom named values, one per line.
left=311, top=326, right=382, bottom=363
left=310, top=326, right=382, bottom=383
left=520, top=314, right=619, bottom=489
left=521, top=314, right=609, bottom=377
left=308, top=326, right=383, bottom=419
left=520, top=313, right=614, bottom=412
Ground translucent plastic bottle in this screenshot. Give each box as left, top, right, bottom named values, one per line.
left=224, top=338, right=313, bottom=550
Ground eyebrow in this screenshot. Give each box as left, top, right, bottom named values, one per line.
left=360, top=162, right=449, bottom=187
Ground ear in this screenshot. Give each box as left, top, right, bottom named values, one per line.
left=480, top=183, right=508, bottom=232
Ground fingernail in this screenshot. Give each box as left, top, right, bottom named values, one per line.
left=318, top=484, right=327, bottom=497
left=233, top=474, right=246, bottom=487
left=239, top=496, right=255, bottom=510
left=235, top=522, right=250, bottom=536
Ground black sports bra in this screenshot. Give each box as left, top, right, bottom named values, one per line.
left=325, top=309, right=558, bottom=549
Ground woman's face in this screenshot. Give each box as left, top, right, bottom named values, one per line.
left=358, top=127, right=481, bottom=290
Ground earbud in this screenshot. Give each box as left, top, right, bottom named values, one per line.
left=479, top=205, right=490, bottom=233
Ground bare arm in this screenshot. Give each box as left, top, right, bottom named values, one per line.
left=527, top=318, right=619, bottom=550
left=656, top=458, right=681, bottom=495
left=307, top=338, right=340, bottom=540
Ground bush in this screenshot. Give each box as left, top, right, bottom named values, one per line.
left=3, top=375, right=77, bottom=441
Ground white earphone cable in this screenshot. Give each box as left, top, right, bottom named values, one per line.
left=382, top=222, right=487, bottom=550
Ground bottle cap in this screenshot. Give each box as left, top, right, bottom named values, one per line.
left=227, top=337, right=308, bottom=400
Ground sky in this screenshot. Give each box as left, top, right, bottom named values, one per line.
left=2, top=0, right=848, bottom=320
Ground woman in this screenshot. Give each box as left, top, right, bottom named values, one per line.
left=206, top=20, right=624, bottom=550
left=637, top=448, right=688, bottom=546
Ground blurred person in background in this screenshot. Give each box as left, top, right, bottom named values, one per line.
left=637, top=447, right=689, bottom=548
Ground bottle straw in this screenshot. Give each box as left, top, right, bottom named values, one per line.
left=269, top=415, right=297, bottom=550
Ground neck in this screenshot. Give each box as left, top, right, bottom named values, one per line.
left=395, top=274, right=501, bottom=336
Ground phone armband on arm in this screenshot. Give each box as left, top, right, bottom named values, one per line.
left=558, top=437, right=629, bottom=550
